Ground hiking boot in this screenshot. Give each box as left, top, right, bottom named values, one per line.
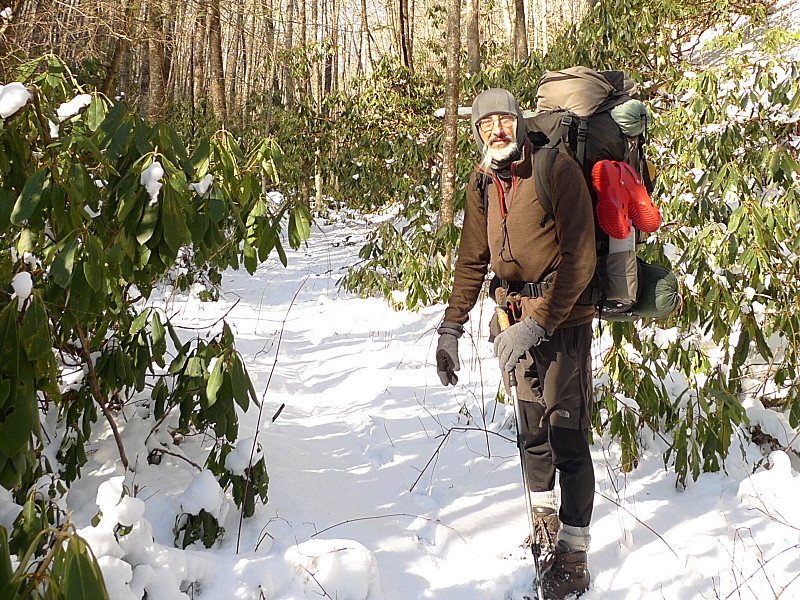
left=541, top=542, right=590, bottom=599
left=521, top=506, right=559, bottom=569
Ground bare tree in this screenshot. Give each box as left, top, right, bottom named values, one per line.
left=512, top=0, right=528, bottom=62
left=439, top=0, right=460, bottom=248
left=147, top=1, right=168, bottom=121
left=466, top=0, right=480, bottom=74
left=399, top=0, right=412, bottom=70
left=208, top=0, right=227, bottom=123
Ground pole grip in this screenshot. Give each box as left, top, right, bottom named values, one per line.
left=494, top=306, right=511, bottom=331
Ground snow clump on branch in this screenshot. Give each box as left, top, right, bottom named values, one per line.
left=141, top=161, right=164, bottom=205
left=0, top=82, right=31, bottom=118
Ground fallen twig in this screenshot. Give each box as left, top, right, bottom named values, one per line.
left=595, top=489, right=678, bottom=558
left=409, top=425, right=514, bottom=493
left=149, top=447, right=203, bottom=471
left=310, top=512, right=466, bottom=543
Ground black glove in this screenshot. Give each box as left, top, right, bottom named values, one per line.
left=493, top=317, right=552, bottom=371
left=436, top=322, right=464, bottom=386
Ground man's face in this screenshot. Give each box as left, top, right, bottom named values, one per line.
left=477, top=113, right=517, bottom=152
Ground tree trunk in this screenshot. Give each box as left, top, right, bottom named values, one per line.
left=314, top=144, right=324, bottom=213
left=439, top=0, right=460, bottom=252
left=191, top=9, right=206, bottom=117
left=399, top=0, right=412, bottom=71
left=208, top=0, right=227, bottom=124
left=323, top=0, right=333, bottom=98
left=512, top=0, right=528, bottom=62
left=102, top=39, right=126, bottom=97
left=466, top=0, right=480, bottom=74
left=147, top=1, right=167, bottom=121
left=284, top=0, right=296, bottom=105
left=360, top=0, right=372, bottom=75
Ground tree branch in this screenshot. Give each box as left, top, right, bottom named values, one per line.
left=75, top=323, right=129, bottom=469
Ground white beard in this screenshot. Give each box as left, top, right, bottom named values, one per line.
left=478, top=140, right=518, bottom=172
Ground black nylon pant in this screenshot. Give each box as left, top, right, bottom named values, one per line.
left=505, top=322, right=595, bottom=528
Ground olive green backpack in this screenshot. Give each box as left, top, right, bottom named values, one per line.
left=482, top=66, right=680, bottom=321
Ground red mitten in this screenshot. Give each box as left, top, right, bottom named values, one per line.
left=619, top=162, right=661, bottom=233
left=592, top=160, right=631, bottom=239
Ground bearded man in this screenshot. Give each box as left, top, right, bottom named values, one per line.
left=435, top=88, right=597, bottom=599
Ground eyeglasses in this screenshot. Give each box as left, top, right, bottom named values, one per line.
left=477, top=114, right=516, bottom=133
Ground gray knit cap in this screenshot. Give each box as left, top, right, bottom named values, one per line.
left=470, top=88, right=527, bottom=153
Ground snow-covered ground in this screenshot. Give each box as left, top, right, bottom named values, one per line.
left=3, top=216, right=797, bottom=600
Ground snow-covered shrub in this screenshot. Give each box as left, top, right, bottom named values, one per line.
left=0, top=54, right=300, bottom=589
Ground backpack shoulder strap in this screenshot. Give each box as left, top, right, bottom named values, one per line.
left=534, top=146, right=560, bottom=227
left=475, top=172, right=491, bottom=213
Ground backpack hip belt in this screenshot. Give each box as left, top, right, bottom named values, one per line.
left=494, top=274, right=600, bottom=306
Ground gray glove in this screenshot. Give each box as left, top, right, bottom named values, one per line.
left=436, top=322, right=464, bottom=386
left=493, top=317, right=552, bottom=372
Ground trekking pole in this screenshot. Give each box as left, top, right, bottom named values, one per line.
left=495, top=306, right=545, bottom=600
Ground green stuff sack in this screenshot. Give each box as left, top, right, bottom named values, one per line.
left=632, top=259, right=680, bottom=319
left=604, top=259, right=680, bottom=322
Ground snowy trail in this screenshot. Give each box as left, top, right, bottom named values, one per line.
left=158, top=218, right=799, bottom=600
left=4, top=217, right=795, bottom=600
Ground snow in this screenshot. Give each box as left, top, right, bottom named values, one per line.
left=7, top=215, right=791, bottom=600
left=225, top=436, right=264, bottom=475
left=177, top=470, right=228, bottom=519
left=2, top=4, right=798, bottom=598
left=48, top=93, right=93, bottom=137
left=141, top=161, right=164, bottom=205
left=0, top=82, right=31, bottom=118
left=10, top=271, right=32, bottom=309
left=56, top=93, right=92, bottom=120
left=189, top=174, right=213, bottom=196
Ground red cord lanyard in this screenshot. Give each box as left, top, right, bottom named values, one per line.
left=490, top=162, right=517, bottom=219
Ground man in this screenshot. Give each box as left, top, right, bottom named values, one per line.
left=435, top=88, right=596, bottom=599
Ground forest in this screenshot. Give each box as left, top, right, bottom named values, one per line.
left=1, top=0, right=799, bottom=597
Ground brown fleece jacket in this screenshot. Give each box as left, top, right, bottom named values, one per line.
left=443, top=139, right=596, bottom=332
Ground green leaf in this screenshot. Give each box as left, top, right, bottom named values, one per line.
left=0, top=527, right=20, bottom=600
left=0, top=188, right=13, bottom=235
left=169, top=125, right=195, bottom=176
left=288, top=201, right=312, bottom=250
left=21, top=293, right=52, bottom=361
left=130, top=309, right=150, bottom=336
left=86, top=95, right=107, bottom=132
left=136, top=200, right=161, bottom=245
left=209, top=197, right=226, bottom=223
left=84, top=235, right=106, bottom=292
left=206, top=357, right=225, bottom=408
left=51, top=237, right=79, bottom=288
left=191, top=138, right=211, bottom=175
left=0, top=380, right=10, bottom=412
left=133, top=118, right=153, bottom=155
left=230, top=355, right=255, bottom=410
left=275, top=237, right=287, bottom=267
left=0, top=308, right=39, bottom=457
left=67, top=266, right=93, bottom=323
left=161, top=190, right=191, bottom=253
left=243, top=241, right=257, bottom=274
left=185, top=356, right=205, bottom=378
left=11, top=167, right=50, bottom=225
left=107, top=120, right=132, bottom=160
left=151, top=312, right=166, bottom=367
left=63, top=537, right=109, bottom=600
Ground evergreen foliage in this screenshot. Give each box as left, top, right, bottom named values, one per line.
left=342, top=0, right=800, bottom=485
left=1, top=55, right=309, bottom=584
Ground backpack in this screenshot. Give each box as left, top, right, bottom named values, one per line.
left=483, top=66, right=679, bottom=321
